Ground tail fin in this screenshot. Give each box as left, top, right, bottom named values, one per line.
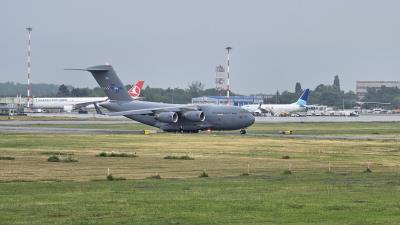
left=85, top=65, right=132, bottom=101
left=295, top=89, right=309, bottom=106
left=128, top=80, right=144, bottom=98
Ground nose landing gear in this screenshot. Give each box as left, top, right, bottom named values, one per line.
left=240, top=129, right=247, bottom=135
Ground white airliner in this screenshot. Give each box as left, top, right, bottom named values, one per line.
left=31, top=80, right=144, bottom=112
left=242, top=89, right=310, bottom=116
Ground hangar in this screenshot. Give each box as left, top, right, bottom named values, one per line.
left=192, top=95, right=264, bottom=106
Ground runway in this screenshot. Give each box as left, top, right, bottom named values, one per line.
left=1, top=113, right=400, bottom=140
left=0, top=124, right=399, bottom=141
left=26, top=112, right=400, bottom=123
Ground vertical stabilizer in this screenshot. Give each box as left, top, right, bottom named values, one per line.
left=85, top=65, right=132, bottom=101
left=128, top=80, right=144, bottom=98
left=295, top=89, right=309, bottom=106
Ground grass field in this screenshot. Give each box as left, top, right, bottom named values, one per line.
left=0, top=122, right=400, bottom=224
left=1, top=173, right=400, bottom=225
left=3, top=121, right=400, bottom=136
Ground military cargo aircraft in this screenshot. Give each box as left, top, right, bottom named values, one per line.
left=69, top=65, right=255, bottom=133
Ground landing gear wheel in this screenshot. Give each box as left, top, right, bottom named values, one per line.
left=240, top=129, right=247, bottom=135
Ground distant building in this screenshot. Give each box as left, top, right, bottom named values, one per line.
left=0, top=97, right=26, bottom=115
left=356, top=81, right=400, bottom=98
left=192, top=95, right=264, bottom=106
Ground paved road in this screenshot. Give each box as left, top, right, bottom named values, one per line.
left=3, top=114, right=400, bottom=126
left=255, top=114, right=400, bottom=123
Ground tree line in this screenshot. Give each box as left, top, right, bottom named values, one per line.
left=273, top=76, right=400, bottom=109
left=272, top=75, right=360, bottom=109
left=1, top=76, right=399, bottom=109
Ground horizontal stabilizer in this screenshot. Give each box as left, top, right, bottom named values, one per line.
left=64, top=68, right=88, bottom=71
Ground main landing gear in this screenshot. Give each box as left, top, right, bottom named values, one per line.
left=240, top=129, right=247, bottom=135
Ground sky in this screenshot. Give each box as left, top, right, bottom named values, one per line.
left=2, top=0, right=400, bottom=95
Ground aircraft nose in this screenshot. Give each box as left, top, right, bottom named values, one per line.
left=246, top=113, right=255, bottom=126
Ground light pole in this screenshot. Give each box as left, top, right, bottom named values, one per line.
left=26, top=27, right=32, bottom=108
left=226, top=46, right=232, bottom=105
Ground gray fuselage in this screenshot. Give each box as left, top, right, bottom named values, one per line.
left=100, top=101, right=255, bottom=132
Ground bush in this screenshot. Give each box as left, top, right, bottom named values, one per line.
left=0, top=156, right=15, bottom=160
left=47, top=155, right=78, bottom=163
left=363, top=167, right=372, bottom=173
left=47, top=155, right=60, bottom=162
left=147, top=174, right=162, bottom=179
left=106, top=174, right=126, bottom=181
left=98, top=152, right=107, bottom=157
left=164, top=155, right=194, bottom=160
left=110, top=152, right=128, bottom=157
left=63, top=156, right=79, bottom=163
left=240, top=172, right=250, bottom=176
left=282, top=170, right=292, bottom=175
left=97, top=152, right=137, bottom=158
left=281, top=155, right=290, bottom=159
left=107, top=174, right=114, bottom=181
left=199, top=170, right=209, bottom=178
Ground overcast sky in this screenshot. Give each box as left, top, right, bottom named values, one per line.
left=2, top=0, right=400, bottom=94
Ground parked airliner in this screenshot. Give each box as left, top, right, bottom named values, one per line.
left=31, top=80, right=144, bottom=112
left=242, top=89, right=309, bottom=116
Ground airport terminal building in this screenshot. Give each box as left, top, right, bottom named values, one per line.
left=192, top=95, right=264, bottom=106
left=356, top=81, right=400, bottom=98
left=0, top=97, right=26, bottom=115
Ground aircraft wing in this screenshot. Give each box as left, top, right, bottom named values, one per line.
left=105, top=105, right=200, bottom=116
left=258, top=105, right=272, bottom=113
left=73, top=99, right=108, bottom=109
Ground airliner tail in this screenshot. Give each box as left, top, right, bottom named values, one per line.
left=295, top=89, right=309, bottom=106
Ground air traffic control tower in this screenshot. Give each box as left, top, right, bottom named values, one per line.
left=215, top=65, right=226, bottom=96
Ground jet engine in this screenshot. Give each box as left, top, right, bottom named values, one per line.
left=155, top=112, right=178, bottom=123
left=182, top=111, right=205, bottom=122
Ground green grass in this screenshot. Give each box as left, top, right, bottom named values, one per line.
left=1, top=121, right=400, bottom=224
left=0, top=129, right=399, bottom=181
left=0, top=173, right=400, bottom=224
left=249, top=122, right=400, bottom=136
